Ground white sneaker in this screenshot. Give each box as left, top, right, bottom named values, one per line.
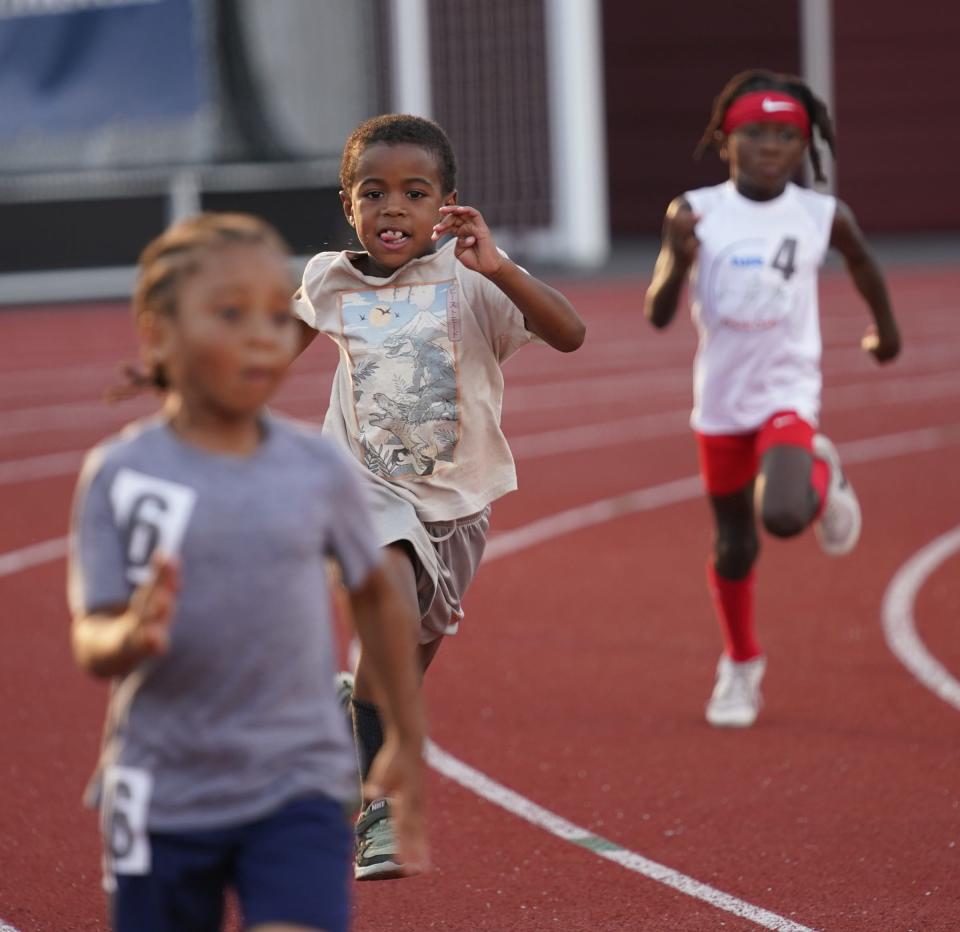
left=705, top=655, right=766, bottom=728
left=813, top=434, right=861, bottom=556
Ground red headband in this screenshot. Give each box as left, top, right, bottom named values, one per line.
left=722, top=90, right=810, bottom=138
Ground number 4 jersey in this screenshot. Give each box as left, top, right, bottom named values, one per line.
left=684, top=180, right=837, bottom=434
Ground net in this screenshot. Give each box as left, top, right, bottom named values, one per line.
left=428, top=0, right=552, bottom=232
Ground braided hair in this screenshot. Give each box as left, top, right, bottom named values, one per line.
left=114, top=212, right=290, bottom=397
left=694, top=69, right=836, bottom=182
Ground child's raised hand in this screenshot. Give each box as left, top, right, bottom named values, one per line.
left=861, top=323, right=901, bottom=363
left=126, top=553, right=179, bottom=661
left=666, top=209, right=701, bottom=265
left=432, top=205, right=502, bottom=277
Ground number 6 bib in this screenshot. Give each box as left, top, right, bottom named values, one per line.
left=101, top=765, right=153, bottom=875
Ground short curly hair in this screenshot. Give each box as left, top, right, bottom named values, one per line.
left=339, top=114, right=458, bottom=194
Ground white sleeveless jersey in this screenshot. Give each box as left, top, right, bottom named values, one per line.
left=685, top=180, right=836, bottom=433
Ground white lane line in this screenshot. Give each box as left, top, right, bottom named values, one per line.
left=0, top=450, right=85, bottom=486
left=2, top=361, right=959, bottom=440
left=427, top=741, right=816, bottom=932
left=825, top=424, right=960, bottom=467
left=2, top=423, right=958, bottom=578
left=485, top=476, right=701, bottom=560
left=881, top=525, right=960, bottom=711
left=4, top=415, right=960, bottom=494
left=0, top=537, right=68, bottom=579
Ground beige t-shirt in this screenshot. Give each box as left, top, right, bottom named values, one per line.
left=294, top=241, right=536, bottom=522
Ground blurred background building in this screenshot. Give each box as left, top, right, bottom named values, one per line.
left=0, top=0, right=956, bottom=304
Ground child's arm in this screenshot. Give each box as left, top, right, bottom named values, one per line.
left=348, top=565, right=429, bottom=876
left=432, top=205, right=586, bottom=352
left=291, top=284, right=319, bottom=359
left=71, top=555, right=178, bottom=678
left=296, top=317, right=318, bottom=357
left=644, top=196, right=699, bottom=329
left=829, top=202, right=901, bottom=363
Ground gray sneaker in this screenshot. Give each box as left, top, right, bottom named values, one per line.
left=355, top=797, right=404, bottom=880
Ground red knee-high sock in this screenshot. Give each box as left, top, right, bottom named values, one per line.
left=707, top=563, right=761, bottom=661
left=811, top=458, right=830, bottom=518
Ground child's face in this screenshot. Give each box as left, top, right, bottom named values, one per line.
left=149, top=242, right=297, bottom=420
left=341, top=142, right=456, bottom=277
left=722, top=122, right=808, bottom=198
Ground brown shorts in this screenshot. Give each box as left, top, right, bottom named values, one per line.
left=363, top=479, right=491, bottom=645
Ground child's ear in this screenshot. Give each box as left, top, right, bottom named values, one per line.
left=139, top=311, right=174, bottom=371
left=443, top=189, right=458, bottom=208
left=715, top=131, right=730, bottom=162
left=339, top=190, right=355, bottom=227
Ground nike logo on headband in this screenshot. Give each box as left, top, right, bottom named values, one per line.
left=761, top=98, right=798, bottom=113
left=721, top=91, right=811, bottom=136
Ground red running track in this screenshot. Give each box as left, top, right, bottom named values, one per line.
left=0, top=266, right=958, bottom=931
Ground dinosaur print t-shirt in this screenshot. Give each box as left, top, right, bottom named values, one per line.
left=295, top=241, right=536, bottom=522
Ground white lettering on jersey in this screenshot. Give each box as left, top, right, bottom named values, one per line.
left=109, top=469, right=196, bottom=585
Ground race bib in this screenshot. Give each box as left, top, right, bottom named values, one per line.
left=109, top=469, right=197, bottom=585
left=101, top=765, right=153, bottom=876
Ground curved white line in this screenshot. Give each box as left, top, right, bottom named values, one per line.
left=881, top=525, right=960, bottom=711
left=0, top=538, right=68, bottom=579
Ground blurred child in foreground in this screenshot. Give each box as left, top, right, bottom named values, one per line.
left=69, top=212, right=427, bottom=932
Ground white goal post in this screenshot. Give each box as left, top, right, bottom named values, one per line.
left=387, top=0, right=610, bottom=269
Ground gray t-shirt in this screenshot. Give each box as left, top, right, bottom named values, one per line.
left=68, top=414, right=380, bottom=832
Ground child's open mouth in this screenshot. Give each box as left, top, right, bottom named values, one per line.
left=379, top=229, right=411, bottom=249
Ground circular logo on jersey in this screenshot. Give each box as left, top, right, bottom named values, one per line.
left=705, top=237, right=799, bottom=330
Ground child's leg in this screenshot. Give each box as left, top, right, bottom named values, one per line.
left=417, top=636, right=444, bottom=673
left=758, top=413, right=860, bottom=555
left=705, top=487, right=767, bottom=726
left=698, top=431, right=762, bottom=661
left=757, top=445, right=823, bottom=536
left=351, top=542, right=420, bottom=783
left=707, top=484, right=761, bottom=661
left=755, top=413, right=829, bottom=538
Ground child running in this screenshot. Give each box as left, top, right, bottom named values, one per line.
left=643, top=70, right=900, bottom=728
left=294, top=114, right=585, bottom=878
left=68, top=212, right=427, bottom=932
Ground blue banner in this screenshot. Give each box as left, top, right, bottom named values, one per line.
left=0, top=0, right=208, bottom=166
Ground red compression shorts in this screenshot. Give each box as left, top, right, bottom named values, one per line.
left=696, top=410, right=816, bottom=496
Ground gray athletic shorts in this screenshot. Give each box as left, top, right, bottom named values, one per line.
left=363, top=480, right=491, bottom=645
